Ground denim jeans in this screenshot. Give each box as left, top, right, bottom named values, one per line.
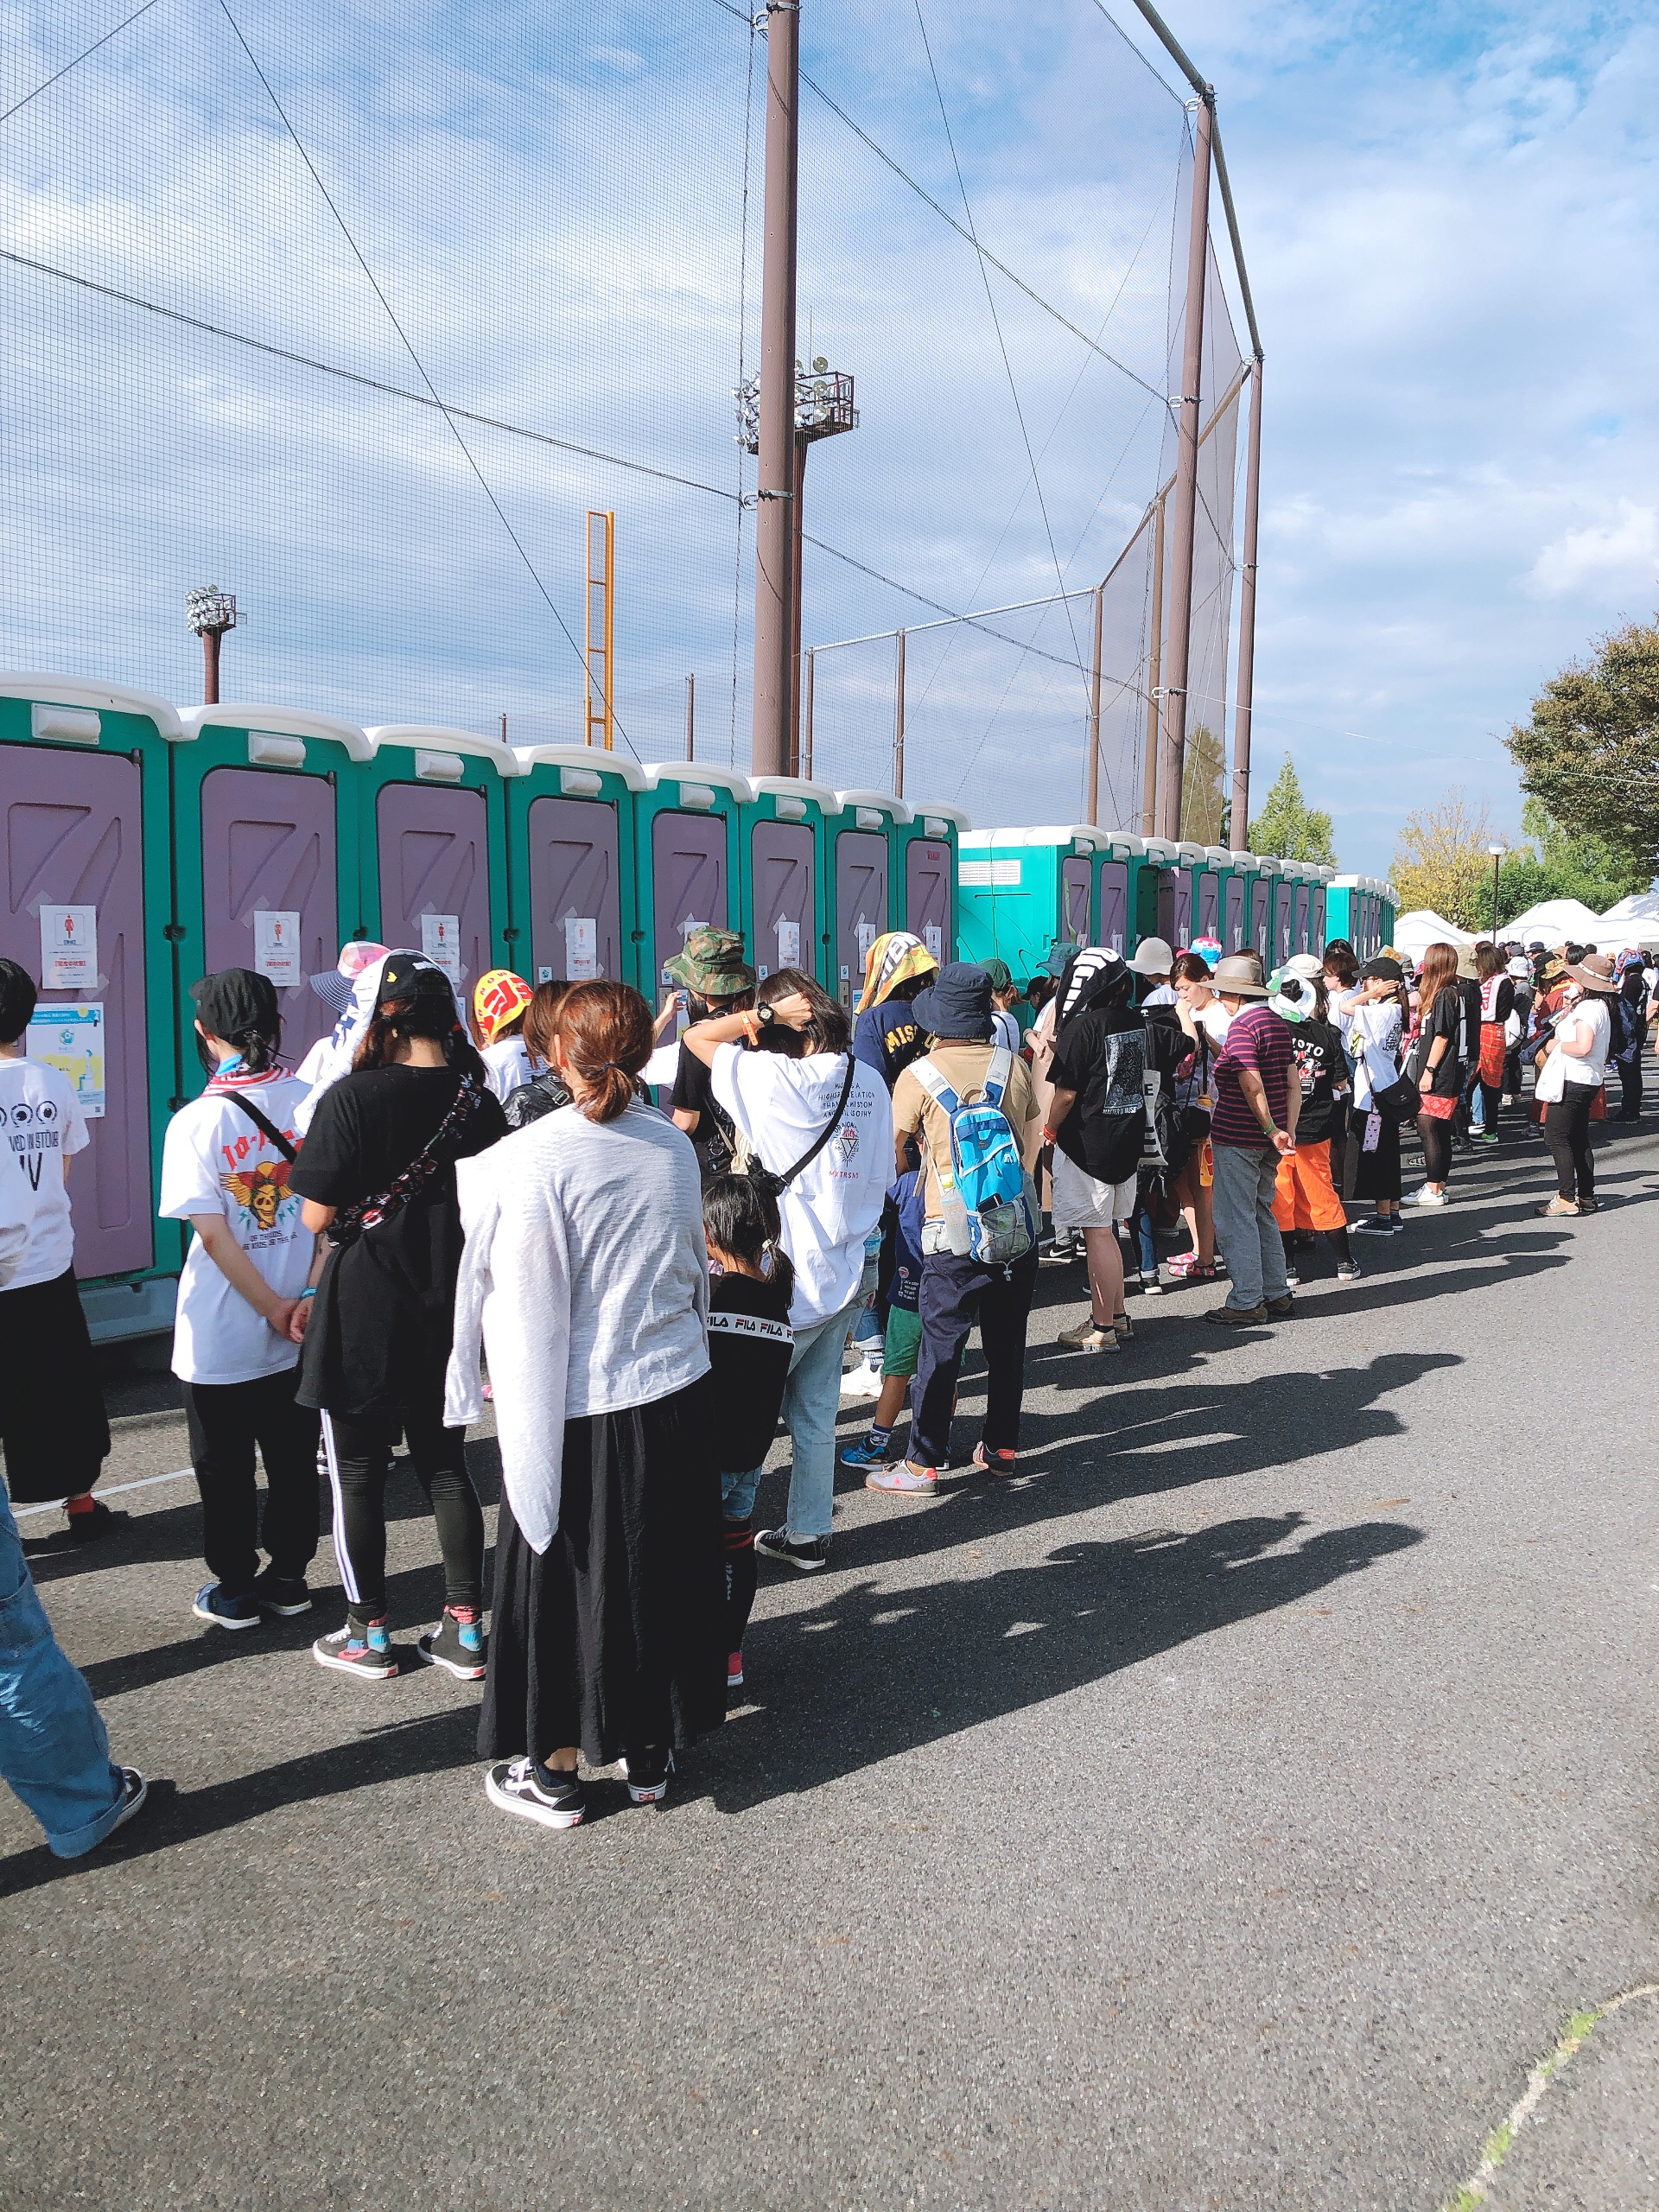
left=728, top=1295, right=861, bottom=1541
left=1209, top=1142, right=1289, bottom=1312
left=0, top=1487, right=128, bottom=1856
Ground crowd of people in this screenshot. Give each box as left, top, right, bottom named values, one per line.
left=1, top=911, right=1653, bottom=1851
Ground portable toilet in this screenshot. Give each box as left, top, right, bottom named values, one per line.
left=1225, top=851, right=1255, bottom=952
left=1380, top=880, right=1399, bottom=950
left=359, top=726, right=519, bottom=1004
left=957, top=826, right=1109, bottom=982
left=895, top=801, right=969, bottom=967
left=0, top=673, right=181, bottom=1339
left=508, top=746, right=644, bottom=995
left=1096, top=834, right=1141, bottom=955
left=1136, top=837, right=1182, bottom=950
left=1247, top=859, right=1274, bottom=961
left=636, top=762, right=751, bottom=995
left=171, top=705, right=372, bottom=1084
left=1197, top=847, right=1230, bottom=947
left=746, top=777, right=837, bottom=987
left=1309, top=866, right=1332, bottom=952
left=826, top=791, right=904, bottom=1009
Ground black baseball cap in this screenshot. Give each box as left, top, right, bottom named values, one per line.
left=190, top=967, right=280, bottom=1039
left=376, top=950, right=454, bottom=1007
left=1358, top=956, right=1404, bottom=982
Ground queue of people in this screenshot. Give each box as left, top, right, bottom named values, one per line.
left=1, top=910, right=1651, bottom=1853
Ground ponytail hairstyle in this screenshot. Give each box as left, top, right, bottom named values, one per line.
left=556, top=978, right=652, bottom=1123
left=702, top=1172, right=796, bottom=1306
left=194, top=1015, right=282, bottom=1077
left=354, top=990, right=486, bottom=1083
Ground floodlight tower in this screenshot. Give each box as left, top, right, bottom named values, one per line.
left=739, top=357, right=857, bottom=775
left=186, top=585, right=238, bottom=705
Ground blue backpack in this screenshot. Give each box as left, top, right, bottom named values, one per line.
left=912, top=1046, right=1036, bottom=1265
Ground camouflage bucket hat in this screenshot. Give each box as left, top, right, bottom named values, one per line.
left=665, top=925, right=754, bottom=998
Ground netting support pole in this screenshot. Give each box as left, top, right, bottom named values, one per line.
left=804, top=647, right=816, bottom=781
left=202, top=630, right=221, bottom=706
left=1141, top=493, right=1166, bottom=837
left=1230, top=354, right=1263, bottom=848
left=751, top=0, right=802, bottom=782
left=685, top=672, right=696, bottom=762
left=1086, top=582, right=1104, bottom=826
left=1157, top=94, right=1212, bottom=842
left=788, top=430, right=808, bottom=775
left=893, top=626, right=906, bottom=798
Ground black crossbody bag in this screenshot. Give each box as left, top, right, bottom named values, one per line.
left=226, top=1093, right=298, bottom=1163
left=743, top=1055, right=857, bottom=1204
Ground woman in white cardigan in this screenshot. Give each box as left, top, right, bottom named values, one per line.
left=445, top=979, right=721, bottom=1830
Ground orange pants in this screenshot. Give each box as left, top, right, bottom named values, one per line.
left=1273, top=1139, right=1347, bottom=1232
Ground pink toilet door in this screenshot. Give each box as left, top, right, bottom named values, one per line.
left=652, top=810, right=728, bottom=988
left=835, top=831, right=887, bottom=1007
left=1098, top=863, right=1128, bottom=953
left=200, top=767, right=339, bottom=1066
left=1061, top=856, right=1092, bottom=945
left=751, top=820, right=816, bottom=982
left=527, top=796, right=621, bottom=983
left=377, top=784, right=492, bottom=993
left=905, top=839, right=952, bottom=963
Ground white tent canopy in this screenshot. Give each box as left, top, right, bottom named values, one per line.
left=1389, top=908, right=1475, bottom=959
left=1597, top=890, right=1659, bottom=923
left=1501, top=897, right=1605, bottom=945
left=1588, top=920, right=1659, bottom=952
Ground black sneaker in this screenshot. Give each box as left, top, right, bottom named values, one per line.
left=485, top=1758, right=586, bottom=1830
left=66, top=1499, right=127, bottom=1543
left=417, top=1607, right=486, bottom=1681
left=313, top=1619, right=398, bottom=1680
left=622, top=1749, right=674, bottom=1806
left=753, top=1528, right=829, bottom=1573
left=102, top=1766, right=149, bottom=1843
left=251, top=1568, right=312, bottom=1618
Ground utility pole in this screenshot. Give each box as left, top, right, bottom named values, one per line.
left=803, top=646, right=816, bottom=780
left=788, top=429, right=807, bottom=772
left=1156, top=94, right=1212, bottom=842
left=1141, top=497, right=1166, bottom=837
left=1230, top=354, right=1263, bottom=848
left=186, top=586, right=238, bottom=705
left=893, top=627, right=906, bottom=798
left=1085, top=582, right=1104, bottom=826
left=750, top=0, right=801, bottom=780
left=685, top=672, right=696, bottom=761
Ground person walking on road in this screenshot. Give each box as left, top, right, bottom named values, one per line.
left=1532, top=954, right=1618, bottom=1217
left=1403, top=943, right=1464, bottom=1209
left=1204, top=954, right=1298, bottom=1326
left=161, top=969, right=322, bottom=1630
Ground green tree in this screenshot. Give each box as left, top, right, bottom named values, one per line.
left=1494, top=798, right=1648, bottom=925
left=1249, top=754, right=1336, bottom=866
left=1391, top=788, right=1497, bottom=929
left=1506, top=614, right=1659, bottom=877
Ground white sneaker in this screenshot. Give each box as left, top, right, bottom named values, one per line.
left=1402, top=1184, right=1449, bottom=1208
left=839, top=1363, right=883, bottom=1402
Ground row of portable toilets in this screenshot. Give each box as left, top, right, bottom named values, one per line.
left=0, top=672, right=1395, bottom=1340
left=0, top=673, right=965, bottom=1339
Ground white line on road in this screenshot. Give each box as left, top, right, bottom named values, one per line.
left=14, top=1467, right=194, bottom=1517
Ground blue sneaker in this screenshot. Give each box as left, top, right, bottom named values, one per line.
left=839, top=1433, right=893, bottom=1468
left=193, top=1581, right=260, bottom=1630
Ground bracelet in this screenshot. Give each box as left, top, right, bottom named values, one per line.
left=738, top=1011, right=762, bottom=1047
left=298, top=1287, right=317, bottom=1300
left=1041, top=1125, right=1058, bottom=1146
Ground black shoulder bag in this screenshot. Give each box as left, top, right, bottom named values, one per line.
left=226, top=1094, right=297, bottom=1163
left=744, top=1054, right=857, bottom=1204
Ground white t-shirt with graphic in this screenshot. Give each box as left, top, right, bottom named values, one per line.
left=160, top=1073, right=315, bottom=1385
left=711, top=1043, right=892, bottom=1328
left=0, top=1055, right=88, bottom=1290
left=482, top=1035, right=533, bottom=1103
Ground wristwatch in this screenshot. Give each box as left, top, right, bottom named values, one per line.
left=755, top=1001, right=777, bottom=1029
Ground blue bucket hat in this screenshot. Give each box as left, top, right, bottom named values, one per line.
left=911, top=960, right=995, bottom=1043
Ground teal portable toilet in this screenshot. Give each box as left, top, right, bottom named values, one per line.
left=1091, top=833, right=1141, bottom=956
left=508, top=745, right=645, bottom=995
left=1170, top=841, right=1208, bottom=946
left=745, top=776, right=837, bottom=987
left=826, top=790, right=904, bottom=1009
left=0, top=672, right=182, bottom=1340
left=172, top=704, right=372, bottom=1085
left=958, top=826, right=1109, bottom=981
left=893, top=799, right=969, bottom=967
left=1245, top=859, right=1275, bottom=961
left=1135, top=836, right=1183, bottom=949
left=1198, top=846, right=1230, bottom=948
left=636, top=762, right=750, bottom=995
left=1310, top=866, right=1332, bottom=952
left=1332, top=874, right=1395, bottom=960
left=1225, top=849, right=1256, bottom=953
left=359, top=726, right=519, bottom=1001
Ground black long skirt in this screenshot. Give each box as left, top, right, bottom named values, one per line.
left=478, top=1381, right=727, bottom=1768
left=0, top=1267, right=111, bottom=1501
left=1347, top=1103, right=1402, bottom=1203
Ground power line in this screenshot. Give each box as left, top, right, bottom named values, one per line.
left=803, top=537, right=1088, bottom=671
left=0, top=0, right=165, bottom=130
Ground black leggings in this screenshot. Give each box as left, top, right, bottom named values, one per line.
left=1542, top=1089, right=1596, bottom=1201
left=1419, top=1114, right=1454, bottom=1185
left=321, top=1396, right=484, bottom=1624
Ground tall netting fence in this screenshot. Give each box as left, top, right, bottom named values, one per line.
left=2, top=0, right=1249, bottom=819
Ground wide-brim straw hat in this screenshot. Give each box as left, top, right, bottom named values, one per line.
left=1212, top=954, right=1271, bottom=999
left=1566, top=955, right=1618, bottom=993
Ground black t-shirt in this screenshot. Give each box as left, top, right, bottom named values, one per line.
left=1048, top=1006, right=1176, bottom=1184
left=692, top=1269, right=795, bottom=1475
left=290, top=1065, right=507, bottom=1418
left=1287, top=1018, right=1347, bottom=1144
left=671, top=1044, right=739, bottom=1179
left=1414, top=988, right=1464, bottom=1097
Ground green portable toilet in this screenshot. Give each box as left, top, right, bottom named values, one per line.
left=745, top=776, right=837, bottom=987
left=1094, top=833, right=1141, bottom=956
left=1244, top=858, right=1275, bottom=962
left=1198, top=846, right=1230, bottom=948
left=1135, top=837, right=1182, bottom=950
left=0, top=672, right=181, bottom=1340
left=958, top=826, right=1108, bottom=981
left=172, top=703, right=373, bottom=1088
left=826, top=790, right=904, bottom=1010
left=636, top=762, right=751, bottom=995
left=507, top=745, right=645, bottom=995
left=359, top=725, right=519, bottom=1003
left=1225, top=849, right=1255, bottom=952
left=894, top=799, right=969, bottom=968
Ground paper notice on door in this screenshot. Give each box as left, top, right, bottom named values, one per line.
left=855, top=921, right=876, bottom=968
left=565, top=916, right=597, bottom=981
left=27, top=1003, right=105, bottom=1118
left=924, top=924, right=943, bottom=961
left=776, top=918, right=801, bottom=969
left=421, top=913, right=462, bottom=983
left=40, top=906, right=97, bottom=991
left=252, top=909, right=302, bottom=987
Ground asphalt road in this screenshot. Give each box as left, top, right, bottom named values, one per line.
left=3, top=1120, right=1656, bottom=2211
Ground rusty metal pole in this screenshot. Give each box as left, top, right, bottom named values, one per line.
left=202, top=629, right=220, bottom=706
left=788, top=429, right=808, bottom=775
left=1085, top=582, right=1104, bottom=826
left=893, top=627, right=906, bottom=797
left=749, top=0, right=800, bottom=780
left=1230, top=353, right=1263, bottom=847
left=1141, top=495, right=1166, bottom=837
left=685, top=672, right=696, bottom=761
left=803, top=646, right=816, bottom=781
left=1157, top=95, right=1212, bottom=842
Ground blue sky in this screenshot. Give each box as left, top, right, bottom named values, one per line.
left=2, top=2, right=1655, bottom=874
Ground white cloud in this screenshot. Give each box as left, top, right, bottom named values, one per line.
left=1525, top=500, right=1659, bottom=599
